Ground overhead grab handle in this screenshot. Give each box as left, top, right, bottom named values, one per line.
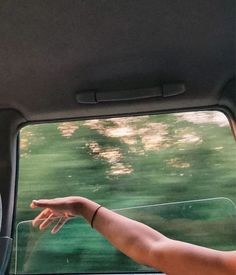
left=76, top=83, right=186, bottom=104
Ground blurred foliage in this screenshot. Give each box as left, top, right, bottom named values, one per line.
left=11, top=111, right=236, bottom=274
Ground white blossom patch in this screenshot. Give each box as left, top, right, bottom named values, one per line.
left=57, top=122, right=79, bottom=137
left=174, top=111, right=228, bottom=127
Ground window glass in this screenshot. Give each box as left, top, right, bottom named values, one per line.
left=11, top=111, right=236, bottom=274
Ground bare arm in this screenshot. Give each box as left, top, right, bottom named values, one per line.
left=31, top=196, right=236, bottom=275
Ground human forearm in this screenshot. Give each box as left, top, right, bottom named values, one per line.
left=79, top=198, right=236, bottom=274
left=79, top=198, right=167, bottom=266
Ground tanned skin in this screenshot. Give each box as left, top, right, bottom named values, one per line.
left=30, top=196, right=236, bottom=275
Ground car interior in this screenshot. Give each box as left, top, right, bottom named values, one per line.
left=0, top=1, right=235, bottom=274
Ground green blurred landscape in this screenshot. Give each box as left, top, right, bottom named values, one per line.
left=12, top=111, right=236, bottom=274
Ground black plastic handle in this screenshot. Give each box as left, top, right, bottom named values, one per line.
left=76, top=83, right=186, bottom=104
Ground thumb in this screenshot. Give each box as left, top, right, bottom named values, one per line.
left=30, top=199, right=55, bottom=209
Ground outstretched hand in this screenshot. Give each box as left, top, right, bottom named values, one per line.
left=30, top=197, right=82, bottom=233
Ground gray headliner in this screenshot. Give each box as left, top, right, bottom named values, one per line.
left=0, top=0, right=235, bottom=122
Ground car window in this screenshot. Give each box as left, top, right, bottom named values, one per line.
left=11, top=111, right=236, bottom=274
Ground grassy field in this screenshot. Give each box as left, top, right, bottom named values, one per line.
left=11, top=111, right=236, bottom=274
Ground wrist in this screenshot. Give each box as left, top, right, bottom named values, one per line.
left=76, top=197, right=100, bottom=223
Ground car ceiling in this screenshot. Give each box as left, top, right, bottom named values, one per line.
left=0, top=0, right=235, bottom=122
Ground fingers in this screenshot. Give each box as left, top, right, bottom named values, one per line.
left=39, top=213, right=55, bottom=230
left=32, top=207, right=68, bottom=233
left=51, top=216, right=68, bottom=234
left=32, top=208, right=51, bottom=227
